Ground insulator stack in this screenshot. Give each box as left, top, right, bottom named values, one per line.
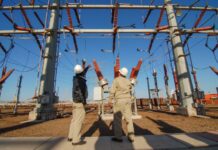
left=0, top=67, right=14, bottom=85
left=130, top=59, right=143, bottom=79
left=93, top=59, right=104, bottom=81
left=114, top=56, right=120, bottom=78
left=173, top=69, right=179, bottom=94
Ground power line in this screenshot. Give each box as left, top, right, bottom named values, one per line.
left=13, top=41, right=40, bottom=57
left=7, top=58, right=38, bottom=72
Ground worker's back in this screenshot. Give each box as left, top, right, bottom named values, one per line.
left=110, top=76, right=132, bottom=102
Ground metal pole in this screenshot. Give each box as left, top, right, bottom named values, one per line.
left=173, top=69, right=180, bottom=102
left=29, top=0, right=60, bottom=120
left=164, top=64, right=175, bottom=111
left=163, top=64, right=170, bottom=99
left=146, top=77, right=152, bottom=109
left=186, top=42, right=200, bottom=103
left=153, top=69, right=160, bottom=109
left=165, top=0, right=196, bottom=116
left=13, top=75, right=22, bottom=114
left=146, top=77, right=151, bottom=100
left=153, top=70, right=159, bottom=97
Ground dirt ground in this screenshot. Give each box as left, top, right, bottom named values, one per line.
left=0, top=105, right=218, bottom=137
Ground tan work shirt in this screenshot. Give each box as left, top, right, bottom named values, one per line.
left=109, top=76, right=132, bottom=103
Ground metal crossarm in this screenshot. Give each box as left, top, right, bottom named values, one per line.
left=20, top=4, right=34, bottom=29
left=15, top=26, right=31, bottom=32
left=66, top=3, right=73, bottom=28
left=143, top=0, right=155, bottom=24
left=0, top=4, right=217, bottom=11
left=143, top=9, right=153, bottom=24
left=19, top=4, right=42, bottom=50
left=156, top=5, right=165, bottom=28
left=193, top=6, right=208, bottom=28
left=147, top=34, right=156, bottom=53
left=194, top=26, right=214, bottom=32
left=148, top=5, right=166, bottom=53
left=65, top=3, right=78, bottom=53
left=34, top=11, right=45, bottom=28
left=112, top=2, right=119, bottom=53
left=73, top=0, right=81, bottom=24
left=2, top=12, right=18, bottom=28
left=183, top=5, right=208, bottom=47
left=0, top=28, right=217, bottom=35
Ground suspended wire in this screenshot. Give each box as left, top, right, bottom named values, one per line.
left=178, top=0, right=200, bottom=25
left=204, top=11, right=218, bottom=63
left=13, top=41, right=39, bottom=57
left=0, top=8, right=16, bottom=68
left=21, top=50, right=30, bottom=72
left=199, top=13, right=216, bottom=27
left=150, top=38, right=166, bottom=57
left=6, top=57, right=38, bottom=72
left=0, top=36, right=15, bottom=68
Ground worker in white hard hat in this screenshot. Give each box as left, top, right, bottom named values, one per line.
left=108, top=67, right=135, bottom=143
left=68, top=60, right=91, bottom=145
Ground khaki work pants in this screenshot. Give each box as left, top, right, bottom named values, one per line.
left=113, top=102, right=135, bottom=139
left=68, top=102, right=85, bottom=143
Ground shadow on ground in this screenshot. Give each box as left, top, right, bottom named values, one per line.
left=146, top=116, right=185, bottom=133
left=0, top=120, right=44, bottom=135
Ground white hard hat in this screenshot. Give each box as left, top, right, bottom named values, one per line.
left=74, top=64, right=83, bottom=74
left=119, top=67, right=128, bottom=77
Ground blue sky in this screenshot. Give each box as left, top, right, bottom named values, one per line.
left=0, top=0, right=217, bottom=102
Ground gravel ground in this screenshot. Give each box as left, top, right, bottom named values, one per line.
left=0, top=105, right=218, bottom=137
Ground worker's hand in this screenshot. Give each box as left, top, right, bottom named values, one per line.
left=82, top=59, right=86, bottom=63
left=87, top=64, right=91, bottom=68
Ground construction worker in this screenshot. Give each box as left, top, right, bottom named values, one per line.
left=68, top=62, right=91, bottom=145
left=108, top=67, right=135, bottom=142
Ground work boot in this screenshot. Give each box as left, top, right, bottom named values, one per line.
left=127, top=136, right=134, bottom=143
left=72, top=141, right=86, bottom=145
left=111, top=137, right=123, bottom=142
left=67, top=138, right=72, bottom=142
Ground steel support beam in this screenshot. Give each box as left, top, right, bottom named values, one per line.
left=0, top=29, right=217, bottom=35
left=0, top=4, right=217, bottom=11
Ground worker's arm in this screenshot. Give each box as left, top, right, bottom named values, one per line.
left=81, top=59, right=91, bottom=75
left=108, top=79, right=117, bottom=104
left=83, top=65, right=91, bottom=74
